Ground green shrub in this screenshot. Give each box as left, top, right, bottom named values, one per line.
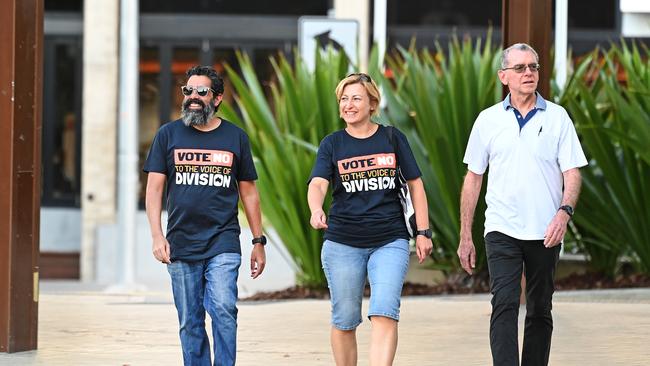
left=374, top=37, right=501, bottom=273
left=560, top=42, right=650, bottom=275
left=221, top=48, right=349, bottom=287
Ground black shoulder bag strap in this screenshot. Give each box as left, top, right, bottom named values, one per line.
left=386, top=125, right=397, bottom=157
left=386, top=126, right=417, bottom=237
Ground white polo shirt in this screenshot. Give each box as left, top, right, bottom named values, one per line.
left=463, top=94, right=588, bottom=240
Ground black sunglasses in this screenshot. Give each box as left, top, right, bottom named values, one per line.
left=501, top=63, right=541, bottom=73
left=347, top=73, right=373, bottom=82
left=181, top=85, right=215, bottom=97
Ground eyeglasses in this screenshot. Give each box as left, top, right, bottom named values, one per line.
left=501, top=63, right=541, bottom=73
left=347, top=73, right=373, bottom=82
left=181, top=85, right=215, bottom=97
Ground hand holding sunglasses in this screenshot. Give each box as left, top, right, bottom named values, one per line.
left=181, top=85, right=215, bottom=97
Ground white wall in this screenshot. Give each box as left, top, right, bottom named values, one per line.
left=94, top=210, right=297, bottom=296
left=334, top=0, right=370, bottom=71
left=40, top=208, right=297, bottom=297
left=40, top=208, right=81, bottom=252
left=81, top=0, right=119, bottom=281
left=621, top=0, right=650, bottom=37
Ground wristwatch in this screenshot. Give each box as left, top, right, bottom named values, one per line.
left=252, top=235, right=267, bottom=246
left=415, top=229, right=433, bottom=239
left=558, top=205, right=574, bottom=217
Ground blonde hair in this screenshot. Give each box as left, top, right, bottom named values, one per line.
left=335, top=73, right=381, bottom=117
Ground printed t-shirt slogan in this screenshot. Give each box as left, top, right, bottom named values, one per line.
left=337, top=153, right=396, bottom=193
left=174, top=149, right=233, bottom=188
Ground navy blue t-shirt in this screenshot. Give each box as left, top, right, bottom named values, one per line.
left=143, top=119, right=257, bottom=261
left=309, top=125, right=421, bottom=248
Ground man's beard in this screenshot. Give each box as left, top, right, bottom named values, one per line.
left=181, top=98, right=216, bottom=127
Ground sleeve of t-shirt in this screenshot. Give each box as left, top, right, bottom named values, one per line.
left=393, top=127, right=422, bottom=180
left=237, top=132, right=258, bottom=181
left=308, top=136, right=334, bottom=184
left=463, top=113, right=489, bottom=175
left=557, top=109, right=588, bottom=172
left=143, top=127, right=169, bottom=174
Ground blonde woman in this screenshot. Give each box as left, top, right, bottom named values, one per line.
left=307, top=73, right=433, bottom=365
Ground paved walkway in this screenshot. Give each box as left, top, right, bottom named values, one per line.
left=1, top=283, right=649, bottom=365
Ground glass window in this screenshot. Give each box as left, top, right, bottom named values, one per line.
left=139, top=46, right=161, bottom=204
left=169, top=48, right=201, bottom=121
left=42, top=40, right=82, bottom=207
left=388, top=0, right=502, bottom=27
left=139, top=47, right=161, bottom=139
left=253, top=48, right=280, bottom=93
left=211, top=49, right=238, bottom=113
left=386, top=0, right=616, bottom=30
left=568, top=0, right=615, bottom=29
left=45, top=0, right=82, bottom=12
left=140, top=0, right=327, bottom=15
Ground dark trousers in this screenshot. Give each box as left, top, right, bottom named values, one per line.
left=485, top=231, right=561, bottom=366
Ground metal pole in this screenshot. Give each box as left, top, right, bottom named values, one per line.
left=117, top=0, right=139, bottom=287
left=555, top=0, right=568, bottom=258
left=555, top=0, right=569, bottom=91
left=373, top=0, right=387, bottom=70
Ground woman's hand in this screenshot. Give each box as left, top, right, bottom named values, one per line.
left=415, top=235, right=433, bottom=264
left=310, top=209, right=329, bottom=230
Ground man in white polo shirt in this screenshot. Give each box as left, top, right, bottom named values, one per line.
left=457, top=43, right=588, bottom=366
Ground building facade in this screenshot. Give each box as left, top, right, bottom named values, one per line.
left=41, top=0, right=643, bottom=280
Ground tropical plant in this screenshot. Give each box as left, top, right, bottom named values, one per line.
left=222, top=36, right=650, bottom=284
left=220, top=48, right=349, bottom=287
left=559, top=42, right=650, bottom=275
left=371, top=37, right=501, bottom=274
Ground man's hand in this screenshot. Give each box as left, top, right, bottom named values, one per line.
left=250, top=244, right=266, bottom=279
left=152, top=234, right=171, bottom=264
left=415, top=236, right=433, bottom=264
left=544, top=210, right=570, bottom=247
left=310, top=209, right=328, bottom=230
left=458, top=171, right=482, bottom=275
left=457, top=237, right=476, bottom=275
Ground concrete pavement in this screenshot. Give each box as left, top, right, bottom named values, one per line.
left=1, top=283, right=649, bottom=365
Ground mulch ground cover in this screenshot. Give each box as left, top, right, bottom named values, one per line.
left=242, top=272, right=650, bottom=301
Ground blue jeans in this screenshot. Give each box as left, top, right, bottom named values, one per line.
left=167, top=253, right=241, bottom=366
left=321, top=239, right=410, bottom=330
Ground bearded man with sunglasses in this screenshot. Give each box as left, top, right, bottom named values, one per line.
left=144, top=65, right=266, bottom=366
left=457, top=43, right=587, bottom=366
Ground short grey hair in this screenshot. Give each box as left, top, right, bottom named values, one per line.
left=501, top=43, right=539, bottom=69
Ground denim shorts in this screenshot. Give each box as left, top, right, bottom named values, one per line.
left=321, top=238, right=410, bottom=330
